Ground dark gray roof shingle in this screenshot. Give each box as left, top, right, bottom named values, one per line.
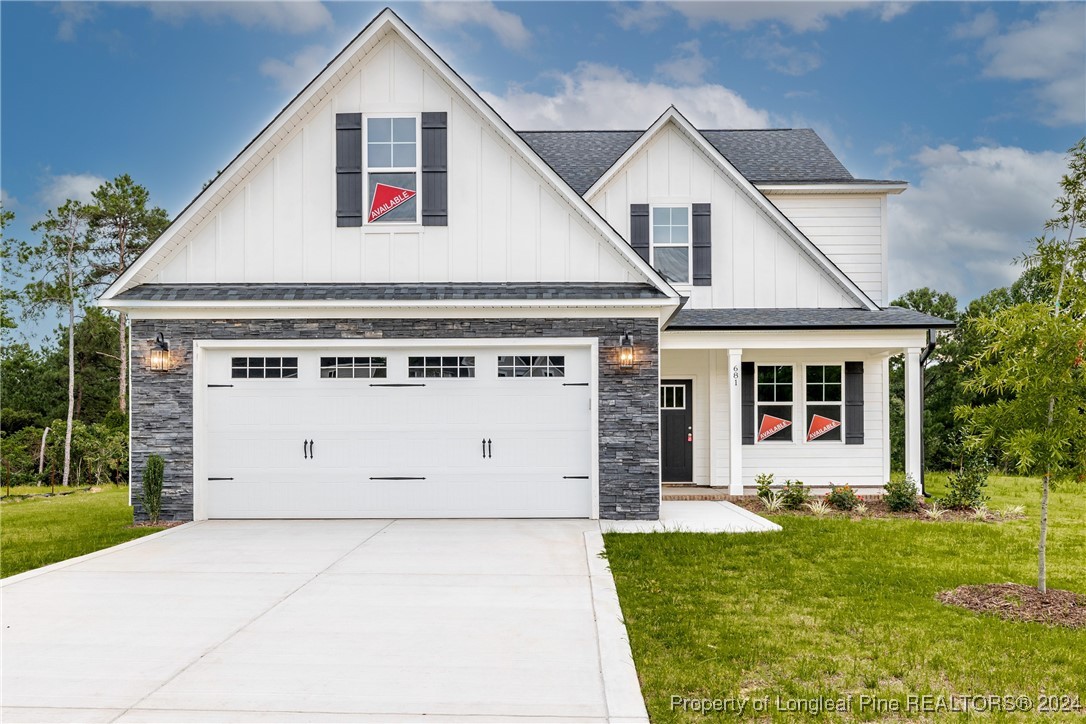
left=667, top=307, right=955, bottom=330
left=518, top=128, right=889, bottom=195
left=114, top=283, right=667, bottom=302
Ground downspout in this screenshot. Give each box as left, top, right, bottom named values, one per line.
left=917, top=328, right=939, bottom=497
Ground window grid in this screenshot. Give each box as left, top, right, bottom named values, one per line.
left=651, top=206, right=691, bottom=285
left=319, top=356, right=388, bottom=379
left=661, top=384, right=686, bottom=410
left=806, top=365, right=843, bottom=402
left=231, top=357, right=299, bottom=379
left=408, top=356, right=476, bottom=379
left=497, top=355, right=565, bottom=378
left=756, top=365, right=793, bottom=443
left=365, top=115, right=419, bottom=225
left=806, top=365, right=844, bottom=442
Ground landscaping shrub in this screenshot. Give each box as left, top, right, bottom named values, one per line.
left=884, top=475, right=920, bottom=512
left=142, top=455, right=165, bottom=524
left=826, top=484, right=860, bottom=511
left=755, top=472, right=775, bottom=501
left=939, top=460, right=990, bottom=510
left=780, top=479, right=811, bottom=510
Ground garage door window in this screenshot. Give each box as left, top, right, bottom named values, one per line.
left=497, top=355, right=565, bottom=378
left=320, top=357, right=387, bottom=379
left=231, top=357, right=299, bottom=379
left=408, top=356, right=475, bottom=378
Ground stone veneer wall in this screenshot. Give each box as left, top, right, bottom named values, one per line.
left=130, top=318, right=659, bottom=521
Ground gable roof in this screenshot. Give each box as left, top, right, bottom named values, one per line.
left=520, top=128, right=903, bottom=196
left=668, top=306, right=956, bottom=331
left=583, top=106, right=879, bottom=311
left=100, top=9, right=679, bottom=304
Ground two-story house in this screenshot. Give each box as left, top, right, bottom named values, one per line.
left=100, top=9, right=952, bottom=521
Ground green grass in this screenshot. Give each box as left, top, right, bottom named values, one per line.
left=1, top=485, right=164, bottom=578
left=605, top=475, right=1086, bottom=721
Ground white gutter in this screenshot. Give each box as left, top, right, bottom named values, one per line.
left=759, top=183, right=907, bottom=195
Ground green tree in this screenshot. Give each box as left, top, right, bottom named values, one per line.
left=1, top=204, right=19, bottom=330
left=889, top=288, right=961, bottom=472
left=960, top=138, right=1086, bottom=594
left=84, top=175, right=170, bottom=414
left=18, top=201, right=93, bottom=486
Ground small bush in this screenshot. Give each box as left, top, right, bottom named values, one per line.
left=884, top=475, right=920, bottom=512
left=755, top=472, right=775, bottom=501
left=142, top=455, right=165, bottom=524
left=939, top=461, right=990, bottom=510
left=826, top=484, right=860, bottom=511
left=780, top=479, right=811, bottom=510
left=924, top=501, right=948, bottom=520
left=971, top=506, right=990, bottom=521
left=761, top=491, right=785, bottom=512
left=806, top=499, right=831, bottom=517
left=854, top=502, right=869, bottom=516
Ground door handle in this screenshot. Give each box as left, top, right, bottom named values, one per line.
left=309, top=440, right=314, bottom=459
left=482, top=438, right=486, bottom=459
left=303, top=439, right=308, bottom=459
left=487, top=438, right=492, bottom=459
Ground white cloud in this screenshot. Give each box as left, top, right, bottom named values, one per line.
left=53, top=2, right=98, bottom=41
left=0, top=188, right=19, bottom=211
left=968, top=5, right=1085, bottom=126
left=952, top=9, right=998, bottom=40
left=745, top=33, right=822, bottom=76
left=37, top=173, right=106, bottom=208
left=672, top=1, right=910, bottom=33
left=889, top=144, right=1067, bottom=302
left=483, top=63, right=771, bottom=130
left=654, top=40, right=710, bottom=84
left=143, top=1, right=332, bottom=35
left=612, top=1, right=671, bottom=32
left=422, top=1, right=531, bottom=52
left=260, top=44, right=330, bottom=91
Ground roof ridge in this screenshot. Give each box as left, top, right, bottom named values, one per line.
left=518, top=127, right=803, bottom=134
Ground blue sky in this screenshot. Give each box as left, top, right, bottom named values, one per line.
left=3, top=1, right=1084, bottom=342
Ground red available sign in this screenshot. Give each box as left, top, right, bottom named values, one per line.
left=807, top=414, right=841, bottom=441
left=758, top=414, right=791, bottom=441
left=369, top=183, right=416, bottom=222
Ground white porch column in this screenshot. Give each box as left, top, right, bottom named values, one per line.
left=727, top=348, right=743, bottom=495
left=904, top=347, right=923, bottom=484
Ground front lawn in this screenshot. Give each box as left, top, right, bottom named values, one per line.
left=1, top=485, right=165, bottom=578
left=605, top=475, right=1086, bottom=721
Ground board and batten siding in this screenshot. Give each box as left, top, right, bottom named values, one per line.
left=767, top=193, right=888, bottom=306
left=588, top=125, right=857, bottom=310
left=153, top=35, right=639, bottom=286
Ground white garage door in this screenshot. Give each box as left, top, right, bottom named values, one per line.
left=201, top=344, right=593, bottom=518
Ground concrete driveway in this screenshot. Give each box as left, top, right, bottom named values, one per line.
left=2, top=520, right=647, bottom=723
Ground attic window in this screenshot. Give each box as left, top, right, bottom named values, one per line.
left=366, top=116, right=418, bottom=224
left=651, top=206, right=691, bottom=284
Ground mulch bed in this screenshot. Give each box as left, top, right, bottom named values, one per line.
left=937, top=583, right=1086, bottom=629
left=129, top=521, right=186, bottom=529
left=730, top=496, right=1020, bottom=522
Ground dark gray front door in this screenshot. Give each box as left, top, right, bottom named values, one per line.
left=660, top=380, right=693, bottom=482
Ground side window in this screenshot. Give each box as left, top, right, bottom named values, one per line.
left=497, top=355, right=565, bottom=378
left=806, top=365, right=843, bottom=441
left=366, top=116, right=418, bottom=224
left=651, top=206, right=690, bottom=284
left=231, top=357, right=299, bottom=379
left=756, top=365, right=793, bottom=441
left=408, top=356, right=475, bottom=379
left=320, top=357, right=388, bottom=379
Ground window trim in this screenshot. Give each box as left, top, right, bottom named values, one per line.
left=230, top=356, right=299, bottom=380
left=363, top=113, right=421, bottom=226
left=754, top=363, right=794, bottom=444
left=407, top=355, right=476, bottom=379
left=649, top=203, right=693, bottom=286
left=497, top=355, right=566, bottom=378
left=804, top=363, right=845, bottom=443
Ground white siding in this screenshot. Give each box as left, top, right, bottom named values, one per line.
left=152, top=35, right=639, bottom=286
left=589, top=125, right=857, bottom=309
left=767, top=194, right=887, bottom=305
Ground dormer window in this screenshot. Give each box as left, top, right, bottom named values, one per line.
left=365, top=115, right=419, bottom=224
left=650, top=206, right=690, bottom=284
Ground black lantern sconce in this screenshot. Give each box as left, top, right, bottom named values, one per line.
left=618, top=330, right=635, bottom=369
left=148, top=332, right=171, bottom=372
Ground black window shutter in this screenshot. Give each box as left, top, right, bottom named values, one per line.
left=845, top=361, right=865, bottom=444
left=692, top=203, right=711, bottom=286
left=421, top=112, right=448, bottom=227
left=741, top=361, right=755, bottom=445
left=335, top=113, right=363, bottom=227
left=630, top=204, right=650, bottom=262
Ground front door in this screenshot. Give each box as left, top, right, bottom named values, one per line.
left=660, top=380, right=693, bottom=482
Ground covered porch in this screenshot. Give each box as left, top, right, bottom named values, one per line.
left=658, top=307, right=954, bottom=495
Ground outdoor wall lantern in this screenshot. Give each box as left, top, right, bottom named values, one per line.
left=618, top=331, right=635, bottom=369
left=148, top=332, right=171, bottom=372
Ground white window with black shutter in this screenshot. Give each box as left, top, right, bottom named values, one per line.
left=755, top=364, right=794, bottom=442
left=805, top=365, right=843, bottom=442
left=650, top=205, right=691, bottom=284
left=335, top=111, right=447, bottom=227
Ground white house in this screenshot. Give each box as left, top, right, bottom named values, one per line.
left=99, top=9, right=952, bottom=522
